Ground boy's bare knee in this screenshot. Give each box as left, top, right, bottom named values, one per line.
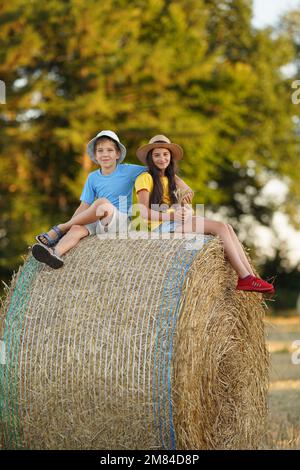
left=69, top=224, right=82, bottom=232
left=69, top=225, right=88, bottom=237
left=93, top=198, right=110, bottom=207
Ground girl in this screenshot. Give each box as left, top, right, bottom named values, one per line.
left=134, top=135, right=275, bottom=294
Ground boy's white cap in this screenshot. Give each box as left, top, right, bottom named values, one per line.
left=87, top=130, right=126, bottom=164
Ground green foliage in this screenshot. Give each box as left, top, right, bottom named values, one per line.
left=0, top=0, right=299, bottom=298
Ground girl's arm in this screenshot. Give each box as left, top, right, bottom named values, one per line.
left=175, top=175, right=194, bottom=204
left=136, top=190, right=175, bottom=223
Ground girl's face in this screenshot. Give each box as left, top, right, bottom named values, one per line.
left=95, top=139, right=120, bottom=169
left=151, top=147, right=171, bottom=172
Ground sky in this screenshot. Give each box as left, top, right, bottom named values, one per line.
left=252, top=0, right=300, bottom=28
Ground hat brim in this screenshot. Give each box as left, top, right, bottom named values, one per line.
left=87, top=136, right=126, bottom=164
left=136, top=142, right=183, bottom=164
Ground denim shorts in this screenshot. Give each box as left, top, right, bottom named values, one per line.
left=85, top=207, right=129, bottom=235
left=152, top=221, right=180, bottom=233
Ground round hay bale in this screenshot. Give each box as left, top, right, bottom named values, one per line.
left=0, top=234, right=269, bottom=449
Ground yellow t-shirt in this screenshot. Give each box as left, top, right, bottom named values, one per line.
left=134, top=172, right=174, bottom=230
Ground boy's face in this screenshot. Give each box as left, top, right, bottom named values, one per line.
left=95, top=139, right=120, bottom=170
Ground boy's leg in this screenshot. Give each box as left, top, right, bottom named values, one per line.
left=59, top=199, right=114, bottom=231
left=40, top=199, right=114, bottom=243
left=55, top=225, right=89, bottom=257
left=96, top=206, right=129, bottom=236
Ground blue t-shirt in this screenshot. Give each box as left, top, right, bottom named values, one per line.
left=80, top=163, right=146, bottom=214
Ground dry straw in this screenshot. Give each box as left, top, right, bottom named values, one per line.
left=0, top=233, right=269, bottom=449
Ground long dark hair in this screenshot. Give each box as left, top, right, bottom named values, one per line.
left=146, top=148, right=178, bottom=208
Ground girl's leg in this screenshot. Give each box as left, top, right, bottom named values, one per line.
left=226, top=224, right=255, bottom=276
left=54, top=225, right=89, bottom=257
left=176, top=217, right=250, bottom=278
left=40, top=198, right=114, bottom=243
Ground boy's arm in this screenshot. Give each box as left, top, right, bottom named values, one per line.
left=71, top=201, right=90, bottom=218
left=175, top=175, right=194, bottom=204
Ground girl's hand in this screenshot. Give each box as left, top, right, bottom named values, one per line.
left=174, top=205, right=193, bottom=223
left=181, top=190, right=194, bottom=205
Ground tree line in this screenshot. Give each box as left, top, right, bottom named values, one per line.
left=0, top=0, right=299, bottom=309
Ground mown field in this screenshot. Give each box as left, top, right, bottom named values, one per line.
left=263, top=315, right=300, bottom=449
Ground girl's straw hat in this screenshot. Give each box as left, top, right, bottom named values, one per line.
left=136, top=135, right=183, bottom=164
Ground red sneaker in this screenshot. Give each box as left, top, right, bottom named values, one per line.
left=236, top=275, right=275, bottom=294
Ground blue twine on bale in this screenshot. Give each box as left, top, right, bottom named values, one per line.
left=153, top=236, right=212, bottom=450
